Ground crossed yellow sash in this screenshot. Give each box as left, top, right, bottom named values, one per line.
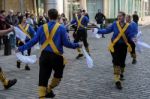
left=18, top=24, right=31, bottom=39
left=41, top=23, right=67, bottom=64
left=74, top=16, right=85, bottom=34
left=108, top=21, right=132, bottom=53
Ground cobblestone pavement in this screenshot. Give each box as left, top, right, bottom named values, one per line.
left=0, top=26, right=150, bottom=99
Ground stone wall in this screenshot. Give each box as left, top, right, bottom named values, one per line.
left=0, top=0, right=35, bottom=14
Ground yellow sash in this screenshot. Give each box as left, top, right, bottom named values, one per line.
left=41, top=23, right=67, bottom=64
left=74, top=16, right=85, bottom=34
left=108, top=21, right=132, bottom=53
left=18, top=24, right=31, bottom=39
left=76, top=16, right=84, bottom=29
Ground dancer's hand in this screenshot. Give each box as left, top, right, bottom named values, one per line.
left=132, top=37, right=137, bottom=43
left=78, top=43, right=83, bottom=48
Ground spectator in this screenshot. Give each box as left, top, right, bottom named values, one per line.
left=30, top=14, right=38, bottom=31
left=5, top=10, right=19, bottom=26
left=0, top=10, right=6, bottom=49
left=61, top=13, right=68, bottom=25
left=5, top=10, right=18, bottom=50
left=132, top=11, right=139, bottom=24
left=38, top=16, right=46, bottom=27
left=82, top=10, right=89, bottom=19
left=95, top=9, right=106, bottom=38
left=0, top=10, right=6, bottom=17
left=26, top=13, right=34, bottom=26
left=16, top=12, right=22, bottom=24
left=43, top=13, right=49, bottom=23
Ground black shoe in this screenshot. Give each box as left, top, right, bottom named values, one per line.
left=76, top=54, right=84, bottom=59
left=45, top=90, right=55, bottom=98
left=4, top=79, right=17, bottom=89
left=17, top=61, right=21, bottom=69
left=25, top=65, right=30, bottom=71
left=120, top=74, right=125, bottom=81
left=115, top=81, right=122, bottom=90
left=132, top=59, right=137, bottom=64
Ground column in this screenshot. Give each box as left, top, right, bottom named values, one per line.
left=64, top=0, right=69, bottom=18
left=104, top=0, right=109, bottom=18
left=44, top=0, right=64, bottom=14
left=80, top=0, right=87, bottom=10
left=33, top=0, right=37, bottom=15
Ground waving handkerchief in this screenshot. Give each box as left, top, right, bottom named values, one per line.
left=16, top=52, right=37, bottom=64
left=92, top=28, right=101, bottom=39
left=14, top=27, right=26, bottom=43
left=136, top=31, right=150, bottom=53
left=82, top=46, right=94, bottom=68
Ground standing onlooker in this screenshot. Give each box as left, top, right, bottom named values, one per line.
left=5, top=10, right=18, bottom=53
left=38, top=16, right=46, bottom=27
left=30, top=14, right=38, bottom=31
left=95, top=9, right=106, bottom=38
left=61, top=13, right=68, bottom=25
left=26, top=13, right=34, bottom=26
left=0, top=10, right=6, bottom=49
left=132, top=11, right=139, bottom=24
left=16, top=12, right=22, bottom=24
left=5, top=10, right=19, bottom=26
left=43, top=13, right=49, bottom=23
left=82, top=10, right=89, bottom=19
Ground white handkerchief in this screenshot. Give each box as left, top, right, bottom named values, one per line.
left=136, top=31, right=150, bottom=53
left=92, top=28, right=101, bottom=39
left=82, top=46, right=94, bottom=68
left=14, top=27, right=26, bottom=43
left=33, top=44, right=40, bottom=50
left=137, top=41, right=150, bottom=49
left=93, top=28, right=98, bottom=34
left=16, top=52, right=37, bottom=64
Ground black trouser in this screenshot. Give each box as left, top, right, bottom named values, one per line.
left=0, top=67, right=1, bottom=72
left=3, top=36, right=11, bottom=55
left=74, top=29, right=88, bottom=48
left=100, top=24, right=105, bottom=37
left=111, top=43, right=127, bottom=68
left=39, top=51, right=65, bottom=87
left=129, top=40, right=136, bottom=59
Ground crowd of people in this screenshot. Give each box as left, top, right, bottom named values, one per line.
left=0, top=9, right=69, bottom=55
left=0, top=7, right=140, bottom=99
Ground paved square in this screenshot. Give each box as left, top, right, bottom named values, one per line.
left=0, top=26, right=150, bottom=99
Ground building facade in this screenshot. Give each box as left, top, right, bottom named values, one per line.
left=41, top=0, right=150, bottom=21
left=0, top=0, right=37, bottom=14
left=104, top=0, right=150, bottom=18
left=0, top=0, right=150, bottom=23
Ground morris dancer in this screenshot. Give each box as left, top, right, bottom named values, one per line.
left=97, top=12, right=135, bottom=89
left=126, top=15, right=138, bottom=64
left=67, top=9, right=90, bottom=59
left=16, top=15, right=36, bottom=70
left=17, top=9, right=82, bottom=98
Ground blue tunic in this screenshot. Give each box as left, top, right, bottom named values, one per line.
left=18, top=21, right=79, bottom=54
left=70, top=15, right=89, bottom=30
left=98, top=21, right=135, bottom=43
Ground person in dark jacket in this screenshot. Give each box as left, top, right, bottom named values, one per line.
left=132, top=11, right=139, bottom=24
left=5, top=10, right=19, bottom=49
left=95, top=9, right=106, bottom=38
left=0, top=27, right=17, bottom=90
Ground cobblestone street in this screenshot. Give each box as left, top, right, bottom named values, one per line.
left=0, top=26, right=150, bottom=99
